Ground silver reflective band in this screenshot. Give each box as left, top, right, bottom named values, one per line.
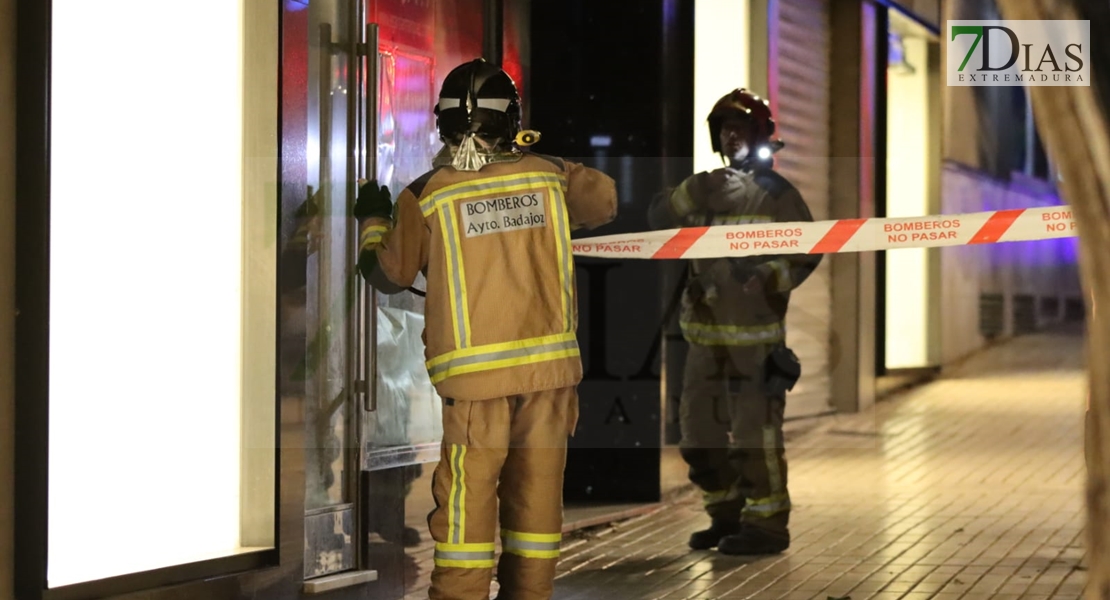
left=438, top=98, right=462, bottom=109
left=502, top=539, right=561, bottom=552
left=475, top=98, right=511, bottom=112
left=427, top=339, right=580, bottom=380
left=742, top=496, right=791, bottom=515
left=433, top=549, right=496, bottom=561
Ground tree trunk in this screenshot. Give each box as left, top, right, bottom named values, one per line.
left=994, top=1, right=1110, bottom=597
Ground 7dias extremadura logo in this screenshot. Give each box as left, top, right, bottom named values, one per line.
left=948, top=20, right=1090, bottom=86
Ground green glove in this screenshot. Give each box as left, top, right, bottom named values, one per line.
left=354, top=179, right=392, bottom=221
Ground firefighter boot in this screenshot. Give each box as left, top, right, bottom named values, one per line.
left=717, top=524, right=790, bottom=555
left=688, top=519, right=743, bottom=550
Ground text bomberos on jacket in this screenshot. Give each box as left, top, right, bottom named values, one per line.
left=461, top=191, right=548, bottom=238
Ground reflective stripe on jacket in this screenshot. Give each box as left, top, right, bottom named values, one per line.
left=360, top=153, right=617, bottom=401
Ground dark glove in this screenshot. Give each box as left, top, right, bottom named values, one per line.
left=354, top=179, right=393, bottom=221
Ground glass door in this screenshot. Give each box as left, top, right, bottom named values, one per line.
left=356, top=2, right=483, bottom=593
left=300, top=0, right=486, bottom=592
left=303, top=0, right=367, bottom=581
left=302, top=0, right=440, bottom=587
left=358, top=24, right=444, bottom=599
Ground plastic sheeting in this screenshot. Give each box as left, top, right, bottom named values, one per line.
left=364, top=305, right=442, bottom=448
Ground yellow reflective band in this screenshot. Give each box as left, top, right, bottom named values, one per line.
left=427, top=333, right=577, bottom=366
left=501, top=530, right=562, bottom=543
left=768, top=259, right=792, bottom=292
left=742, top=493, right=791, bottom=517
left=702, top=490, right=729, bottom=506
left=436, top=542, right=496, bottom=552
left=503, top=548, right=560, bottom=559
left=440, top=204, right=470, bottom=349
left=426, top=334, right=580, bottom=384
left=764, top=425, right=783, bottom=495
left=447, top=444, right=468, bottom=545
left=429, top=350, right=579, bottom=385
left=710, top=214, right=774, bottom=225
left=680, top=321, right=785, bottom=346
left=458, top=445, right=467, bottom=539
left=445, top=201, right=472, bottom=346
left=550, top=187, right=574, bottom=333
left=434, top=558, right=497, bottom=568
left=670, top=183, right=696, bottom=217
left=359, top=224, right=389, bottom=252
left=681, top=322, right=783, bottom=334
left=420, top=172, right=567, bottom=217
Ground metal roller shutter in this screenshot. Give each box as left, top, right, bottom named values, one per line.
left=771, top=0, right=833, bottom=418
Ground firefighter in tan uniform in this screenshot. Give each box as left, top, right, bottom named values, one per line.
left=355, top=59, right=617, bottom=600
left=648, top=89, right=821, bottom=555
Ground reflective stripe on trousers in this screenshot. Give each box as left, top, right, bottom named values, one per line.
left=433, top=542, right=497, bottom=569
left=428, top=391, right=575, bottom=600
left=501, top=529, right=562, bottom=559
left=446, top=444, right=468, bottom=545
left=434, top=443, right=499, bottom=569
left=742, top=493, right=791, bottom=518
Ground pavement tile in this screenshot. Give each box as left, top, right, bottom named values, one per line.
left=402, top=327, right=1088, bottom=599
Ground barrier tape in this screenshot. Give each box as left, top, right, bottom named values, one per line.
left=571, top=206, right=1078, bottom=259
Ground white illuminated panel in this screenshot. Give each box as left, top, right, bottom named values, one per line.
left=694, top=0, right=750, bottom=175
left=885, top=35, right=931, bottom=369
left=48, top=0, right=251, bottom=586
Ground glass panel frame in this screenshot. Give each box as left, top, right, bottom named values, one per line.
left=14, top=0, right=281, bottom=597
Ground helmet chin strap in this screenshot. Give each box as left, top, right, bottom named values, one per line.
left=452, top=133, right=486, bottom=172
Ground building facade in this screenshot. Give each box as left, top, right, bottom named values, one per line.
left=0, top=0, right=1083, bottom=598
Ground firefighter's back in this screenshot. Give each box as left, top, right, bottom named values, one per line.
left=414, top=153, right=610, bottom=402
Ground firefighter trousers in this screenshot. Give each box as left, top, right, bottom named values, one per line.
left=678, top=342, right=790, bottom=533
left=428, top=387, right=578, bottom=600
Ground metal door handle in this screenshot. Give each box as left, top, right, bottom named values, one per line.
left=361, top=23, right=381, bottom=413
left=364, top=23, right=380, bottom=182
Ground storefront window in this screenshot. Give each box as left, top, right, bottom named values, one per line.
left=884, top=10, right=939, bottom=369
left=47, top=0, right=276, bottom=586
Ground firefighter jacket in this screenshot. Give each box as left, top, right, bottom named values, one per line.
left=359, top=153, right=618, bottom=401
left=648, top=166, right=821, bottom=347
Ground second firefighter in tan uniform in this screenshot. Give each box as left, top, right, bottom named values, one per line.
left=355, top=59, right=617, bottom=600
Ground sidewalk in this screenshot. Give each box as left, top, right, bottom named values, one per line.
left=546, top=325, right=1088, bottom=599
left=403, top=325, right=1088, bottom=599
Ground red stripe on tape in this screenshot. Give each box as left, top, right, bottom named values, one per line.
left=652, top=227, right=709, bottom=259
left=810, top=219, right=867, bottom=254
left=968, top=209, right=1026, bottom=244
